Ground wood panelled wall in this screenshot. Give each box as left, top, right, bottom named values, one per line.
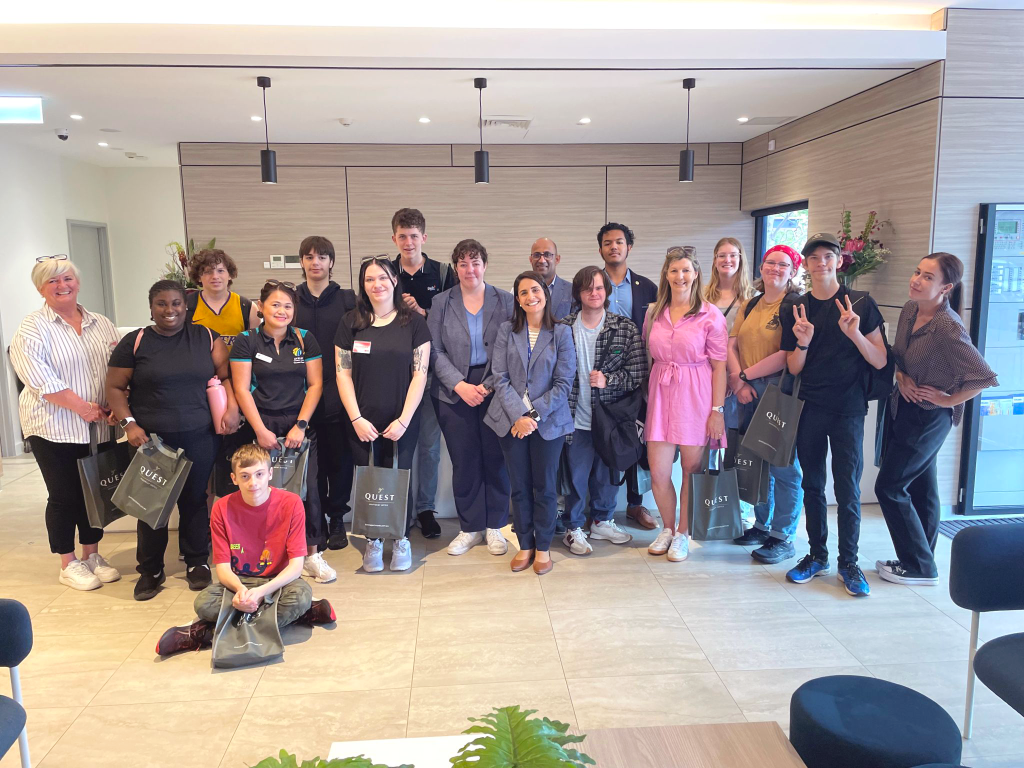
left=180, top=142, right=750, bottom=301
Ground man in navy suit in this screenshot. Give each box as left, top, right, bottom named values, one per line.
left=529, top=238, right=574, bottom=321
left=598, top=222, right=659, bottom=530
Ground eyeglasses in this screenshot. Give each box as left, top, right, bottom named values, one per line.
left=36, top=254, right=68, bottom=263
left=263, top=279, right=295, bottom=290
left=762, top=259, right=793, bottom=271
left=361, top=254, right=391, bottom=264
left=531, top=251, right=556, bottom=260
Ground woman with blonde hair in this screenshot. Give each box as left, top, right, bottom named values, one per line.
left=704, top=237, right=755, bottom=333
left=643, top=247, right=728, bottom=563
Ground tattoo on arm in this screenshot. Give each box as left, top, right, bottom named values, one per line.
left=413, top=344, right=428, bottom=374
left=337, top=348, right=352, bottom=371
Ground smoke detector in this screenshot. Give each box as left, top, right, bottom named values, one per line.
left=338, top=117, right=353, bottom=127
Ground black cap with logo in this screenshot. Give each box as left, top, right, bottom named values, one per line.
left=801, top=232, right=842, bottom=257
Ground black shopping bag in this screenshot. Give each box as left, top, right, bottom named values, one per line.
left=725, top=428, right=770, bottom=506
left=741, top=375, right=804, bottom=467
left=592, top=389, right=644, bottom=474
left=351, top=441, right=410, bottom=540
left=211, top=588, right=284, bottom=670
left=688, top=444, right=744, bottom=541
left=268, top=438, right=310, bottom=499
left=77, top=424, right=132, bottom=529
left=112, top=434, right=193, bottom=529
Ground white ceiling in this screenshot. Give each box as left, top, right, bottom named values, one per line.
left=0, top=66, right=918, bottom=166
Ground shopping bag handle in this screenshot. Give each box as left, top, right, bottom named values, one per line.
left=704, top=438, right=725, bottom=476
left=276, top=437, right=309, bottom=458
left=781, top=372, right=802, bottom=398
left=88, top=422, right=101, bottom=456
left=148, top=433, right=184, bottom=460
left=368, top=438, right=400, bottom=470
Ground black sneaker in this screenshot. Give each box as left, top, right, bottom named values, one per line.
left=877, top=560, right=939, bottom=586
left=186, top=564, right=212, bottom=591
left=554, top=513, right=567, bottom=536
left=327, top=519, right=349, bottom=550
left=134, top=570, right=166, bottom=601
left=733, top=527, right=770, bottom=546
left=417, top=510, right=441, bottom=539
left=751, top=537, right=796, bottom=564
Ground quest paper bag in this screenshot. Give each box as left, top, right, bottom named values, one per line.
left=78, top=424, right=132, bottom=529
left=111, top=434, right=192, bottom=530
left=740, top=375, right=804, bottom=467
left=211, top=589, right=284, bottom=670
left=351, top=441, right=410, bottom=540
left=688, top=445, right=744, bottom=541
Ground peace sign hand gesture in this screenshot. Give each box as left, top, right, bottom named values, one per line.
left=792, top=304, right=814, bottom=347
left=835, top=295, right=861, bottom=340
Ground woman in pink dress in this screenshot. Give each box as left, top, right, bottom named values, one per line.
left=643, top=247, right=728, bottom=563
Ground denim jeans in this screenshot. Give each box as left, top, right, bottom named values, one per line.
left=735, top=375, right=804, bottom=542
left=796, top=401, right=865, bottom=566
left=564, top=429, right=619, bottom=530
left=414, top=377, right=441, bottom=513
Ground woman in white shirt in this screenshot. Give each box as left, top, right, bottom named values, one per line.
left=9, top=256, right=122, bottom=591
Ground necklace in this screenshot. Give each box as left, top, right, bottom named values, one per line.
left=374, top=307, right=397, bottom=321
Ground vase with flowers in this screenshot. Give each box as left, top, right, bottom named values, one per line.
left=160, top=238, right=216, bottom=289
left=836, top=209, right=892, bottom=287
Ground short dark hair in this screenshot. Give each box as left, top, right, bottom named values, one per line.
left=391, top=208, right=426, bottom=234
left=148, top=279, right=186, bottom=307
left=511, top=271, right=555, bottom=333
left=259, top=281, right=298, bottom=306
left=188, top=249, right=238, bottom=287
left=299, top=236, right=335, bottom=265
left=597, top=222, right=635, bottom=248
left=571, top=266, right=611, bottom=310
left=451, top=239, right=488, bottom=267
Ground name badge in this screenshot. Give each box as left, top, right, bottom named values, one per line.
left=353, top=340, right=372, bottom=355
left=255, top=353, right=273, bottom=363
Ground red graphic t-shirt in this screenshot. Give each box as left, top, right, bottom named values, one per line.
left=210, top=487, right=306, bottom=578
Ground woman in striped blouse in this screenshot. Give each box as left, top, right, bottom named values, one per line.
left=9, top=256, right=123, bottom=591
left=874, top=252, right=997, bottom=586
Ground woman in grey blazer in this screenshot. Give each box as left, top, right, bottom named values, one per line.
left=485, top=271, right=576, bottom=575
left=428, top=240, right=516, bottom=557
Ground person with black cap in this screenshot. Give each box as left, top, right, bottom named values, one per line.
left=780, top=231, right=888, bottom=597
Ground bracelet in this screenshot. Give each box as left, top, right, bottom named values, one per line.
left=351, top=416, right=363, bottom=423
left=796, top=343, right=809, bottom=351
left=398, top=418, right=408, bottom=429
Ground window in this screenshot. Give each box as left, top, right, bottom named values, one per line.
left=752, top=202, right=809, bottom=278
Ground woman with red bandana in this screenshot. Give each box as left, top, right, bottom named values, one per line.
left=727, top=245, right=805, bottom=564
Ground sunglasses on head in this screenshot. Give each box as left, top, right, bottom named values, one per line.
left=263, top=279, right=295, bottom=291
left=36, top=254, right=69, bottom=263
left=361, top=254, right=391, bottom=264
left=666, top=246, right=698, bottom=260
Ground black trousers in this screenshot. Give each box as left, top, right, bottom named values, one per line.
left=311, top=414, right=354, bottom=531
left=28, top=436, right=110, bottom=554
left=499, top=431, right=565, bottom=551
left=137, top=425, right=220, bottom=575
left=874, top=401, right=952, bottom=578
left=796, top=402, right=865, bottom=566
left=435, top=365, right=511, bottom=532
left=347, top=412, right=421, bottom=538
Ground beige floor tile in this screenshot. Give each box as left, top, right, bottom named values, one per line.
left=546, top=541, right=651, bottom=572
left=567, top=672, right=744, bottom=730
left=39, top=699, right=247, bottom=768
left=30, top=578, right=184, bottom=637
left=413, top=612, right=562, bottom=688
left=657, top=568, right=798, bottom=608
left=719, top=666, right=874, bottom=730
left=0, top=585, right=67, bottom=617
left=970, top=754, right=1024, bottom=767
left=0, top=632, right=144, bottom=708
left=642, top=539, right=766, bottom=573
left=682, top=602, right=862, bottom=672
left=421, top=563, right=543, bottom=616
left=0, top=707, right=81, bottom=768
left=549, top=604, right=711, bottom=678
left=406, top=679, right=577, bottom=737
left=310, top=568, right=424, bottom=620
left=540, top=568, right=672, bottom=609
left=218, top=690, right=409, bottom=768
left=253, top=618, right=417, bottom=697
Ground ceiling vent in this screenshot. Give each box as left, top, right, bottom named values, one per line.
left=743, top=116, right=796, bottom=126
left=482, top=115, right=533, bottom=131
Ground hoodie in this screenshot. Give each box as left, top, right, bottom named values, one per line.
left=294, top=281, right=357, bottom=422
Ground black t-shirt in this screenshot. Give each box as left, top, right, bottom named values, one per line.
left=230, top=326, right=323, bottom=416
left=335, top=312, right=431, bottom=431
left=109, top=324, right=217, bottom=433
left=391, top=254, right=455, bottom=312
left=780, top=285, right=884, bottom=415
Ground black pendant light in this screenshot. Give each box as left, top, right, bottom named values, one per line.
left=474, top=77, right=489, bottom=185
left=257, top=76, right=277, bottom=185
left=679, top=77, right=696, bottom=183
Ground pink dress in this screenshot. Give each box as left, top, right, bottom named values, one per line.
left=644, top=302, right=728, bottom=445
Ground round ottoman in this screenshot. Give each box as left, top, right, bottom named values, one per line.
left=790, top=675, right=962, bottom=768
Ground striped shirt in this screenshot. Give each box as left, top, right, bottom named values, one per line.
left=10, top=304, right=120, bottom=444
left=891, top=299, right=998, bottom=426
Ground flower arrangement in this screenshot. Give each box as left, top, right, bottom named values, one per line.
left=160, top=238, right=216, bottom=289
left=836, top=209, right=892, bottom=286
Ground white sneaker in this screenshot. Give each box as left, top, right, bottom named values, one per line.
left=363, top=539, right=385, bottom=573
left=390, top=538, right=412, bottom=571
left=448, top=530, right=484, bottom=556
left=84, top=552, right=121, bottom=583
left=590, top=519, right=633, bottom=544
left=59, top=559, right=102, bottom=591
left=486, top=528, right=508, bottom=555
left=648, top=527, right=674, bottom=556
left=667, top=533, right=690, bottom=562
left=303, top=552, right=337, bottom=583
left=563, top=527, right=593, bottom=556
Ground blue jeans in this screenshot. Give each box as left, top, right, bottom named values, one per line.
left=736, top=375, right=804, bottom=542
left=414, top=378, right=441, bottom=513
left=564, top=429, right=619, bottom=530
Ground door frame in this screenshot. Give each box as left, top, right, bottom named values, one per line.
left=66, top=219, right=116, bottom=325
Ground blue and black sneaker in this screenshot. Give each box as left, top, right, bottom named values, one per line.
left=837, top=562, right=871, bottom=597
left=786, top=554, right=830, bottom=584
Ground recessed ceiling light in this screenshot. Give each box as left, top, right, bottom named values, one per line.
left=737, top=116, right=750, bottom=123
left=97, top=142, right=108, bottom=147
left=70, top=114, right=83, bottom=121
left=251, top=115, right=263, bottom=122
left=418, top=117, right=431, bottom=124
left=578, top=117, right=592, bottom=125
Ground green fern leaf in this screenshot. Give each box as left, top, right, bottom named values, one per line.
left=450, top=706, right=594, bottom=768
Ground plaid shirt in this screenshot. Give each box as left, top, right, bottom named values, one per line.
left=559, top=310, right=646, bottom=444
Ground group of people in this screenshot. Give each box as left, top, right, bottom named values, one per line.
left=9, top=205, right=997, bottom=656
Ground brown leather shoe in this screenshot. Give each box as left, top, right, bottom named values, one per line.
left=626, top=505, right=658, bottom=530
left=533, top=554, right=553, bottom=575
left=511, top=550, right=535, bottom=572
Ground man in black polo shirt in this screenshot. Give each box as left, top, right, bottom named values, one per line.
left=390, top=208, right=455, bottom=539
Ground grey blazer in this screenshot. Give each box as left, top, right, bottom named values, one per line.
left=427, top=283, right=515, bottom=405
left=548, top=275, right=574, bottom=321
left=484, top=320, right=576, bottom=440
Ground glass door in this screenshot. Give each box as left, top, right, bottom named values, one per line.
left=752, top=202, right=808, bottom=278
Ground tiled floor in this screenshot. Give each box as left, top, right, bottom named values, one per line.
left=1, top=455, right=1022, bottom=767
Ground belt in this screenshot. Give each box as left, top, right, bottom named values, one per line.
left=652, top=359, right=706, bottom=385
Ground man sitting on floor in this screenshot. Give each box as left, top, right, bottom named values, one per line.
left=156, top=444, right=335, bottom=656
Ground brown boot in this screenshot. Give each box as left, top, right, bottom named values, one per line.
left=296, top=599, right=336, bottom=627
left=155, top=620, right=214, bottom=656
left=626, top=505, right=658, bottom=530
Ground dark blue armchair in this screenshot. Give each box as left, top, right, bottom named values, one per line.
left=0, top=599, right=32, bottom=767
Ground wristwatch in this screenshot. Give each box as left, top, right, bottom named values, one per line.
left=711, top=406, right=724, bottom=414
left=295, top=419, right=308, bottom=431
left=738, top=371, right=749, bottom=383
left=118, top=416, right=135, bottom=428
left=527, top=408, right=540, bottom=421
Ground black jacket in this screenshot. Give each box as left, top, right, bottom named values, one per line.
left=628, top=271, right=659, bottom=331
left=294, top=281, right=357, bottom=422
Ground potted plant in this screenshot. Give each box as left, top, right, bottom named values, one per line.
left=161, top=237, right=216, bottom=289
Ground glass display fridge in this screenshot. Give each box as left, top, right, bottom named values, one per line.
left=957, top=203, right=1024, bottom=515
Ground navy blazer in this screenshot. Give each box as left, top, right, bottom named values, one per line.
left=485, top=321, right=576, bottom=440
left=628, top=271, right=659, bottom=332
left=548, top=274, right=574, bottom=321
left=428, top=283, right=515, bottom=405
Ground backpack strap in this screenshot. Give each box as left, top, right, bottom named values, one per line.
left=132, top=328, right=145, bottom=355
left=240, top=295, right=253, bottom=330
left=292, top=327, right=306, bottom=354
left=206, top=325, right=214, bottom=352
left=438, top=260, right=451, bottom=290
left=743, top=294, right=762, bottom=318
